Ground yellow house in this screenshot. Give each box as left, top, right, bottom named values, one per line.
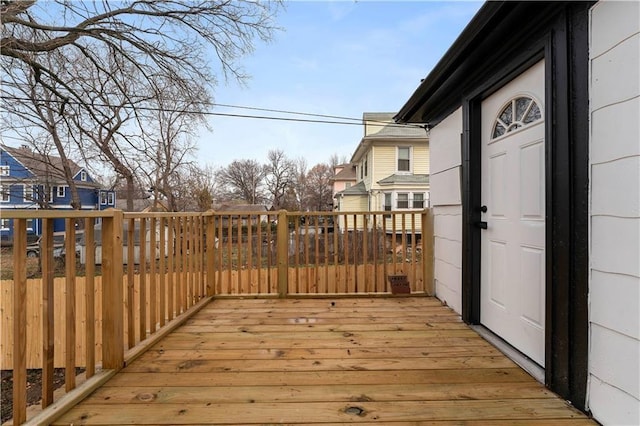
left=335, top=112, right=429, bottom=232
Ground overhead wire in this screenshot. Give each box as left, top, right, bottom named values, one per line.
left=0, top=94, right=426, bottom=129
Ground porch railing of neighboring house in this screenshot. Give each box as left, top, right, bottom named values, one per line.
left=0, top=208, right=433, bottom=425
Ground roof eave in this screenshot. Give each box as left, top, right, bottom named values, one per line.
left=394, top=2, right=509, bottom=125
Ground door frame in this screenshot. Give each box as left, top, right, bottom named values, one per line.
left=459, top=7, right=590, bottom=411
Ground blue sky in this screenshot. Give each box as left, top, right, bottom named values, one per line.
left=198, top=1, right=483, bottom=168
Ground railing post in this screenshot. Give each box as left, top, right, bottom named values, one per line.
left=277, top=210, right=289, bottom=298
left=102, top=209, right=124, bottom=370
left=206, top=211, right=216, bottom=297
left=422, top=208, right=434, bottom=296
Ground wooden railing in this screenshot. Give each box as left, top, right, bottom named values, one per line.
left=210, top=210, right=433, bottom=296
left=0, top=208, right=432, bottom=424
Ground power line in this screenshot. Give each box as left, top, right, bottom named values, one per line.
left=0, top=94, right=427, bottom=130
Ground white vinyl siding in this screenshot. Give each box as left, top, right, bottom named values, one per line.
left=429, top=107, right=463, bottom=314
left=588, top=2, right=640, bottom=424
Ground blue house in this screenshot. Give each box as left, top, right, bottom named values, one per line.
left=0, top=144, right=116, bottom=239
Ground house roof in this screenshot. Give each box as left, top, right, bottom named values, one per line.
left=377, top=174, right=430, bottom=186
left=335, top=181, right=368, bottom=197
left=331, top=165, right=356, bottom=181
left=349, top=112, right=429, bottom=162
left=2, top=144, right=93, bottom=185
left=216, top=204, right=268, bottom=212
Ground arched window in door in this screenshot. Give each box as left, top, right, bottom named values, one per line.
left=492, top=96, right=542, bottom=139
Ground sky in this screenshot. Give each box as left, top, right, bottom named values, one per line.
left=197, top=1, right=483, bottom=169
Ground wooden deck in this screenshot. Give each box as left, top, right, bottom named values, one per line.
left=54, top=297, right=595, bottom=425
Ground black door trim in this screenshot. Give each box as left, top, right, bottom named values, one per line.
left=460, top=4, right=591, bottom=411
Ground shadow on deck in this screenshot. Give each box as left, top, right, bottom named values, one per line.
left=53, top=297, right=594, bottom=425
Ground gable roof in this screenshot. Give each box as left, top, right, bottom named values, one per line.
left=351, top=112, right=428, bottom=163
left=335, top=181, right=368, bottom=197
left=1, top=144, right=86, bottom=184
left=377, top=174, right=430, bottom=186
left=331, top=165, right=356, bottom=181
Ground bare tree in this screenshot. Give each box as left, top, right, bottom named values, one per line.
left=217, top=159, right=266, bottom=205
left=264, top=149, right=294, bottom=210
left=2, top=52, right=84, bottom=208
left=304, top=163, right=334, bottom=211
left=2, top=0, right=281, bottom=211
left=1, top=1, right=280, bottom=106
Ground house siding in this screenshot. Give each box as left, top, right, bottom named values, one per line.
left=428, top=108, right=463, bottom=314
left=588, top=1, right=640, bottom=424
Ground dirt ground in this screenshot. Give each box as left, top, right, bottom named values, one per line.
left=1, top=368, right=83, bottom=424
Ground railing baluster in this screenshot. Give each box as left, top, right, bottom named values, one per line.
left=363, top=214, right=369, bottom=293
left=382, top=214, right=388, bottom=291
left=64, top=218, right=76, bottom=391
left=373, top=214, right=379, bottom=292
left=411, top=213, right=417, bottom=292
left=13, top=217, right=27, bottom=424
left=149, top=217, right=157, bottom=334
left=41, top=217, right=55, bottom=408
left=344, top=213, right=349, bottom=293
left=247, top=214, right=253, bottom=293
left=84, top=218, right=96, bottom=378
left=181, top=216, right=188, bottom=310
left=324, top=217, right=329, bottom=294
left=127, top=218, right=136, bottom=347
left=159, top=216, right=166, bottom=325
left=237, top=215, right=243, bottom=294
left=167, top=217, right=175, bottom=320
left=139, top=218, right=147, bottom=340
left=277, top=210, right=288, bottom=298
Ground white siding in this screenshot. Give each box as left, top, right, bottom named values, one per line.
left=588, top=2, right=640, bottom=424
left=429, top=108, right=463, bottom=314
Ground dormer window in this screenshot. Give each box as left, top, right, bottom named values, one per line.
left=80, top=170, right=87, bottom=181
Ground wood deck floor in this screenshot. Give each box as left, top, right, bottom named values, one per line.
left=55, top=297, right=595, bottom=425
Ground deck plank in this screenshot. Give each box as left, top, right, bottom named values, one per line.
left=55, top=297, right=596, bottom=425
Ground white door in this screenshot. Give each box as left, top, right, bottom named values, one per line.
left=480, top=60, right=546, bottom=366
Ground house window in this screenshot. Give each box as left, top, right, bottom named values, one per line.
left=26, top=218, right=34, bottom=232
left=0, top=185, right=9, bottom=202
left=0, top=165, right=9, bottom=176
left=107, top=192, right=115, bottom=205
left=384, top=193, right=392, bottom=211
left=364, top=158, right=368, bottom=177
left=100, top=191, right=107, bottom=205
left=56, top=186, right=66, bottom=198
left=23, top=185, right=33, bottom=202
left=492, top=96, right=542, bottom=139
left=413, top=193, right=425, bottom=209
left=397, top=193, right=409, bottom=209
left=80, top=170, right=87, bottom=181
left=397, top=147, right=411, bottom=172
left=0, top=218, right=9, bottom=230
left=360, top=164, right=363, bottom=179
left=345, top=182, right=351, bottom=189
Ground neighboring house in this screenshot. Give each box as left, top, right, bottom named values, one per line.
left=335, top=112, right=429, bottom=233
left=330, top=163, right=356, bottom=209
left=395, top=2, right=639, bottom=424
left=215, top=204, right=269, bottom=227
left=0, top=144, right=116, bottom=238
